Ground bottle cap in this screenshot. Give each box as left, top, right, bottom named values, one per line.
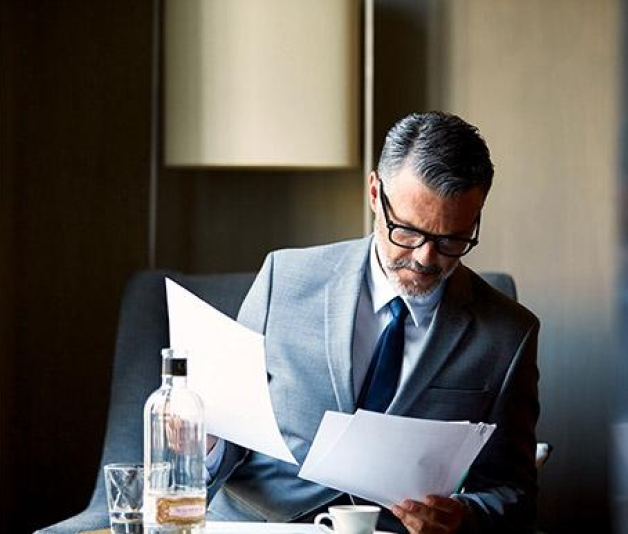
left=162, top=358, right=187, bottom=376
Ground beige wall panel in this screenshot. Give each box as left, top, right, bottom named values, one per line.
left=436, top=1, right=619, bottom=530
left=164, top=0, right=360, bottom=168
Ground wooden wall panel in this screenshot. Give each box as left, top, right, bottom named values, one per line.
left=156, top=169, right=364, bottom=273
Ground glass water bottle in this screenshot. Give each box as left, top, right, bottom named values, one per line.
left=143, top=348, right=206, bottom=533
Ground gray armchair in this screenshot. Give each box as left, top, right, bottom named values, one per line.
left=35, top=271, right=256, bottom=534
left=35, top=270, right=518, bottom=534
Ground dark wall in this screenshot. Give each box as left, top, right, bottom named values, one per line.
left=1, top=1, right=153, bottom=532
left=1, top=0, right=18, bottom=529
left=615, top=3, right=628, bottom=532
left=372, top=0, right=434, bottom=159
left=156, top=168, right=364, bottom=273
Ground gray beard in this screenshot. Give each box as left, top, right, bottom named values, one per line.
left=375, top=236, right=458, bottom=297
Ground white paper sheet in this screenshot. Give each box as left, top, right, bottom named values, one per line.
left=166, top=278, right=297, bottom=465
left=299, top=411, right=352, bottom=476
left=299, top=409, right=495, bottom=507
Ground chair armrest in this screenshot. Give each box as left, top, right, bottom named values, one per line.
left=33, top=508, right=109, bottom=534
left=535, top=442, right=554, bottom=468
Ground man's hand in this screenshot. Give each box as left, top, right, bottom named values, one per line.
left=391, top=496, right=467, bottom=534
left=165, top=414, right=195, bottom=454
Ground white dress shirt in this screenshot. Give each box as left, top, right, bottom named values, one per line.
left=351, top=240, right=445, bottom=400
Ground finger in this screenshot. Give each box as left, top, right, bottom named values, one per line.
left=391, top=504, right=426, bottom=534
left=392, top=501, right=438, bottom=534
left=166, top=415, right=184, bottom=452
left=394, top=499, right=462, bottom=533
left=397, top=499, right=425, bottom=513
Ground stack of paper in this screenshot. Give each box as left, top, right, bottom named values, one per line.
left=299, top=410, right=494, bottom=506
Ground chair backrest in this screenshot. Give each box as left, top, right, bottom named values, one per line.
left=89, top=269, right=516, bottom=510
left=479, top=271, right=517, bottom=300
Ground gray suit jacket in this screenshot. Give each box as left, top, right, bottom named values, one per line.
left=207, top=237, right=540, bottom=534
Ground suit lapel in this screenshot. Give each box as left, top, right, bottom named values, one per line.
left=388, top=265, right=474, bottom=415
left=325, top=237, right=371, bottom=413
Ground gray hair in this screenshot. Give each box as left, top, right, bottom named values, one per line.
left=377, top=111, right=494, bottom=197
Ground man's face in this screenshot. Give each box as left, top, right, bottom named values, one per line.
left=369, top=167, right=485, bottom=297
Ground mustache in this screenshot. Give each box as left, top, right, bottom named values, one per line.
left=386, top=258, right=442, bottom=276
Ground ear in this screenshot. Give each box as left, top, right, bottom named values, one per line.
left=367, top=171, right=379, bottom=214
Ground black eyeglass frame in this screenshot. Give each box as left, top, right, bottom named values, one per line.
left=378, top=180, right=481, bottom=258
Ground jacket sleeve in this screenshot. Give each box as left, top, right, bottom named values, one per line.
left=456, top=318, right=540, bottom=534
left=206, top=253, right=275, bottom=500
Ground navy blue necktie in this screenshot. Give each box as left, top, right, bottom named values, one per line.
left=358, top=297, right=409, bottom=413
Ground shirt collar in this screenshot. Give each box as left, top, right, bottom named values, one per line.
left=367, top=238, right=445, bottom=326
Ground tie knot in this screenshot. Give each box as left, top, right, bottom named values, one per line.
left=389, top=297, right=409, bottom=320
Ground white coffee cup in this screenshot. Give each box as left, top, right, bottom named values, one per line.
left=314, top=505, right=381, bottom=534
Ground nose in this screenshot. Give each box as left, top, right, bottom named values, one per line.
left=412, top=239, right=439, bottom=267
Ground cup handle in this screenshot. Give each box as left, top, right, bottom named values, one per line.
left=314, top=512, right=335, bottom=534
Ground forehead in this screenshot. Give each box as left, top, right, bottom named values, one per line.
left=385, top=167, right=485, bottom=232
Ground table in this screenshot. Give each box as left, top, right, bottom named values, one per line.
left=82, top=522, right=319, bottom=534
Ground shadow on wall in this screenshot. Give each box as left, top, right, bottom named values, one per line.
left=373, top=0, right=433, bottom=155
left=613, top=2, right=628, bottom=532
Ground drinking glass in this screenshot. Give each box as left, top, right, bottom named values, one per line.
left=104, top=463, right=144, bottom=534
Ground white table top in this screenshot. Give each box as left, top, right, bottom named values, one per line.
left=205, top=523, right=394, bottom=534
left=85, top=521, right=394, bottom=534
left=206, top=523, right=319, bottom=534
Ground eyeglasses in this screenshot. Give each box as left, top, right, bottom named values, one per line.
left=378, top=180, right=480, bottom=258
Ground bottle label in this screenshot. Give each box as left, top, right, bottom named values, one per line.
left=156, top=496, right=206, bottom=525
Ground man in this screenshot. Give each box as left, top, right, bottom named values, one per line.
left=205, top=112, right=540, bottom=534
